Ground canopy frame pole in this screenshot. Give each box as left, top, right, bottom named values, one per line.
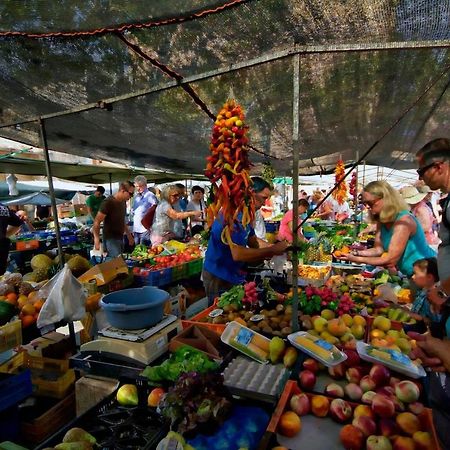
left=38, top=118, right=64, bottom=267
left=109, top=173, right=113, bottom=195
left=39, top=118, right=78, bottom=352
left=291, top=53, right=301, bottom=333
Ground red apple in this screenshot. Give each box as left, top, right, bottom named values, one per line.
left=362, top=391, right=377, bottom=405
left=344, top=350, right=361, bottom=367
left=345, top=383, right=363, bottom=401
left=354, top=404, right=375, bottom=420
left=371, top=394, right=395, bottom=418
left=395, top=381, right=420, bottom=404
left=330, top=398, right=353, bottom=423
left=408, top=402, right=424, bottom=415
left=360, top=376, right=377, bottom=393
left=366, top=435, right=393, bottom=450
left=328, top=363, right=346, bottom=379
left=352, top=415, right=377, bottom=437
left=290, top=393, right=310, bottom=416
left=346, top=367, right=363, bottom=384
left=325, top=383, right=345, bottom=398
left=376, top=386, right=395, bottom=398
left=379, top=418, right=398, bottom=437
left=299, top=370, right=316, bottom=390
left=369, top=364, right=391, bottom=387
left=303, top=358, right=320, bottom=373
left=340, top=424, right=365, bottom=450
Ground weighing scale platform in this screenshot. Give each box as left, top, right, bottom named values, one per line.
left=76, top=317, right=182, bottom=377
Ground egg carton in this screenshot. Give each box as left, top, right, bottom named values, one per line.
left=222, top=356, right=290, bottom=404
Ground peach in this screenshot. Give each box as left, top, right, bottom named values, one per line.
left=354, top=404, right=375, bottom=420
left=147, top=387, right=165, bottom=407
left=328, top=318, right=348, bottom=337
left=328, top=362, right=346, bottom=379
left=362, top=391, right=377, bottom=405
left=330, top=398, right=353, bottom=423
left=377, top=386, right=395, bottom=398
left=366, top=435, right=393, bottom=450
left=396, top=412, right=421, bottom=436
left=345, top=383, right=363, bottom=401
left=413, top=431, right=433, bottom=450
left=369, top=364, right=391, bottom=387
left=278, top=411, right=302, bottom=437
left=379, top=418, right=398, bottom=437
left=303, top=358, right=320, bottom=373
left=311, top=395, right=330, bottom=417
left=340, top=424, right=365, bottom=450
left=408, top=402, right=424, bottom=416
left=393, top=436, right=415, bottom=450
left=344, top=349, right=361, bottom=367
left=290, top=393, right=310, bottom=416
left=347, top=367, right=364, bottom=384
left=395, top=381, right=420, bottom=404
left=352, top=415, right=377, bottom=437
left=325, top=382, right=345, bottom=398
left=371, top=394, right=395, bottom=418
left=299, top=370, right=316, bottom=390
left=360, top=375, right=377, bottom=393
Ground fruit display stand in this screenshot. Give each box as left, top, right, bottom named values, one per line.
left=0, top=320, right=22, bottom=353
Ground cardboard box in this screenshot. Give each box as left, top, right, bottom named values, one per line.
left=78, top=256, right=128, bottom=287
left=75, top=376, right=119, bottom=416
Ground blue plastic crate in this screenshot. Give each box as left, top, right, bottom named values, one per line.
left=60, top=235, right=77, bottom=246
left=135, top=267, right=172, bottom=287
left=0, top=369, right=32, bottom=412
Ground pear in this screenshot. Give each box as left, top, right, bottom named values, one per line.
left=116, top=384, right=138, bottom=406
left=55, top=443, right=93, bottom=450
left=283, top=346, right=298, bottom=368
left=63, top=428, right=96, bottom=444
left=269, top=336, right=285, bottom=364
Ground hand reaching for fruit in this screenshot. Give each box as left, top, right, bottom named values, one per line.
left=407, top=332, right=447, bottom=372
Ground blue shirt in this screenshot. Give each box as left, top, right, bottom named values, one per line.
left=380, top=211, right=436, bottom=276
left=411, top=289, right=441, bottom=322
left=204, top=215, right=255, bottom=284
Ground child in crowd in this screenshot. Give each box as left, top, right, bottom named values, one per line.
left=410, top=258, right=441, bottom=326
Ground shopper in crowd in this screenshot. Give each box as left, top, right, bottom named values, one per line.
left=278, top=198, right=309, bottom=244
left=151, top=185, right=201, bottom=245
left=271, top=190, right=284, bottom=216
left=252, top=177, right=272, bottom=247
left=400, top=185, right=439, bottom=246
left=186, top=185, right=206, bottom=236
left=336, top=180, right=435, bottom=276
left=86, top=186, right=106, bottom=221
left=35, top=204, right=51, bottom=220
left=408, top=258, right=441, bottom=327
left=203, top=178, right=289, bottom=306
left=0, top=204, right=23, bottom=275
left=172, top=183, right=189, bottom=239
left=92, top=181, right=135, bottom=257
left=331, top=197, right=351, bottom=222
left=16, top=210, right=35, bottom=233
left=132, top=176, right=158, bottom=245
left=311, top=190, right=333, bottom=220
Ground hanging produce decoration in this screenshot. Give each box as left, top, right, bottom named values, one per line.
left=349, top=171, right=357, bottom=198
left=205, top=99, right=255, bottom=244
left=332, top=159, right=348, bottom=205
left=262, top=161, right=276, bottom=184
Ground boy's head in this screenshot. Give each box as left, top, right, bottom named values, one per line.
left=412, top=258, right=439, bottom=288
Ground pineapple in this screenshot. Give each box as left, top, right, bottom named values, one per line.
left=32, top=268, right=48, bottom=283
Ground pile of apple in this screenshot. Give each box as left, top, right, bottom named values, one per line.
left=369, top=316, right=413, bottom=355
left=281, top=371, right=432, bottom=450
left=304, top=310, right=367, bottom=346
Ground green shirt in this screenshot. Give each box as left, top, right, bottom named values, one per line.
left=86, top=194, right=105, bottom=218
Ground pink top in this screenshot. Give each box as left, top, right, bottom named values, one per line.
left=412, top=201, right=439, bottom=245
left=278, top=209, right=304, bottom=242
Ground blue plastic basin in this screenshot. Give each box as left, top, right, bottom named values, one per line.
left=100, top=287, right=170, bottom=330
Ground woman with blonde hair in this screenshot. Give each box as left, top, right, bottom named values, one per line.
left=150, top=185, right=201, bottom=244
left=311, top=190, right=333, bottom=220
left=337, top=180, right=435, bottom=276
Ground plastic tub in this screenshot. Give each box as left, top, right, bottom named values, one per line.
left=100, top=286, right=170, bottom=329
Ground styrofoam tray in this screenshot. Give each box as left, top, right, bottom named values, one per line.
left=356, top=341, right=426, bottom=379
left=223, top=356, right=289, bottom=403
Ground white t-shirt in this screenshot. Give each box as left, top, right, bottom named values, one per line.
left=254, top=209, right=267, bottom=240
left=187, top=199, right=205, bottom=227
left=331, top=199, right=351, bottom=220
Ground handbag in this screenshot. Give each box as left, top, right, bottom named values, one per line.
left=141, top=204, right=157, bottom=230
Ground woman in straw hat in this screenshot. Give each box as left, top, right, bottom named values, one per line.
left=336, top=180, right=435, bottom=276
left=400, top=185, right=439, bottom=246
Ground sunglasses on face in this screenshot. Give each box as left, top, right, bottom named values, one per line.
left=416, top=161, right=440, bottom=177
left=362, top=197, right=381, bottom=208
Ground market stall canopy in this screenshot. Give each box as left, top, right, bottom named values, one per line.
left=0, top=182, right=80, bottom=201
left=0, top=153, right=202, bottom=183
left=2, top=191, right=66, bottom=206
left=0, top=1, right=449, bottom=175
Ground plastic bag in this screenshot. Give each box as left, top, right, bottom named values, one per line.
left=37, top=263, right=87, bottom=329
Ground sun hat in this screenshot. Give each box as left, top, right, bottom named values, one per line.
left=400, top=186, right=427, bottom=204
left=417, top=184, right=431, bottom=194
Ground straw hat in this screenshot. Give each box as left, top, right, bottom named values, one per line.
left=400, top=186, right=427, bottom=204
left=417, top=184, right=431, bottom=194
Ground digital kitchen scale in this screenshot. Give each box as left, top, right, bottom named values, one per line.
left=80, top=315, right=182, bottom=365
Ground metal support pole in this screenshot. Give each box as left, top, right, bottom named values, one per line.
left=109, top=173, right=113, bottom=195
left=39, top=118, right=64, bottom=268
left=291, top=54, right=301, bottom=333
left=353, top=151, right=359, bottom=238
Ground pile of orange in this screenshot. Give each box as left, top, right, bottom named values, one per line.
left=18, top=291, right=46, bottom=328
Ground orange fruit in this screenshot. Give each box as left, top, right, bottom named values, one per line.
left=6, top=292, right=17, bottom=302
left=21, top=303, right=36, bottom=316
left=147, top=388, right=165, bottom=407
left=21, top=315, right=35, bottom=328
left=34, top=299, right=45, bottom=312
left=28, top=291, right=41, bottom=302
